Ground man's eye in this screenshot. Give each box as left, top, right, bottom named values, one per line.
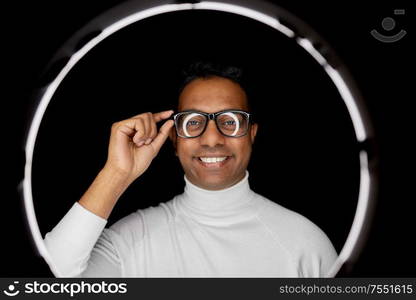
left=222, top=120, right=236, bottom=126
left=187, top=120, right=201, bottom=126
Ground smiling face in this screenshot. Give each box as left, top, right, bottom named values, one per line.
left=171, top=76, right=258, bottom=190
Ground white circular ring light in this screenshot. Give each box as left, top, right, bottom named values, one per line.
left=21, top=0, right=378, bottom=277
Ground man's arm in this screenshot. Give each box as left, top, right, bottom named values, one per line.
left=44, top=110, right=174, bottom=277
left=78, top=167, right=131, bottom=220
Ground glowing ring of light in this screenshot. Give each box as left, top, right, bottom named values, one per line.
left=21, top=0, right=378, bottom=277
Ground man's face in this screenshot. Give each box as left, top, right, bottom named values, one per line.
left=171, top=76, right=258, bottom=190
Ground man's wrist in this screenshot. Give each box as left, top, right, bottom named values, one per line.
left=101, top=164, right=134, bottom=188
left=78, top=165, right=133, bottom=219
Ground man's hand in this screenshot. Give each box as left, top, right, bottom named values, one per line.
left=104, top=110, right=175, bottom=183
left=78, top=110, right=175, bottom=219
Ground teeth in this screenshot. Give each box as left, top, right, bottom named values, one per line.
left=199, top=157, right=227, bottom=163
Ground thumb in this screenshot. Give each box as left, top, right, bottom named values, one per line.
left=150, top=120, right=175, bottom=152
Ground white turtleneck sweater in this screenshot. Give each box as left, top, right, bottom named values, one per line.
left=44, top=172, right=337, bottom=277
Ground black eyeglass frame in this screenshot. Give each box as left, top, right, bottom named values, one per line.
left=172, top=109, right=253, bottom=138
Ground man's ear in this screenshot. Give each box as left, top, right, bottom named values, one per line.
left=250, top=123, right=258, bottom=144
left=168, top=127, right=178, bottom=156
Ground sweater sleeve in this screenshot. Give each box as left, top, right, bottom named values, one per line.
left=43, top=202, right=121, bottom=277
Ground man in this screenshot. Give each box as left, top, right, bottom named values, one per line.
left=44, top=62, right=337, bottom=277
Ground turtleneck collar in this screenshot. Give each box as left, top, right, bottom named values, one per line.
left=174, top=171, right=263, bottom=225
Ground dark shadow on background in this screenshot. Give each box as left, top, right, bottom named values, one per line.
left=31, top=10, right=359, bottom=255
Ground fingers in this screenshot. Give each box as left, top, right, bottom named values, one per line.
left=151, top=120, right=175, bottom=151
left=137, top=114, right=151, bottom=145
left=130, top=110, right=173, bottom=122
left=132, top=118, right=146, bottom=145
left=147, top=118, right=157, bottom=145
left=114, top=110, right=174, bottom=147
left=152, top=110, right=174, bottom=123
left=137, top=111, right=173, bottom=145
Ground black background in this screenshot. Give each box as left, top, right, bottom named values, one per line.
left=3, top=0, right=414, bottom=278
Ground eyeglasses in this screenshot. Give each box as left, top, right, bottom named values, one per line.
left=173, top=109, right=252, bottom=138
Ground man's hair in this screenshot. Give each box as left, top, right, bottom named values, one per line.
left=179, top=61, right=243, bottom=91
left=178, top=61, right=252, bottom=112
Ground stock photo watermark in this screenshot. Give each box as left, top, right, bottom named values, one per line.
left=371, top=9, right=407, bottom=43
left=2, top=280, right=127, bottom=297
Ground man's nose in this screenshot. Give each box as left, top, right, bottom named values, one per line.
left=199, top=120, right=225, bottom=147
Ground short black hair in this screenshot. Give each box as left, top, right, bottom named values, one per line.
left=178, top=61, right=253, bottom=112
left=179, top=61, right=243, bottom=90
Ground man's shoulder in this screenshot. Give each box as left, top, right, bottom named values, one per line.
left=255, top=194, right=336, bottom=255
left=256, top=195, right=317, bottom=231
left=108, top=199, right=176, bottom=238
